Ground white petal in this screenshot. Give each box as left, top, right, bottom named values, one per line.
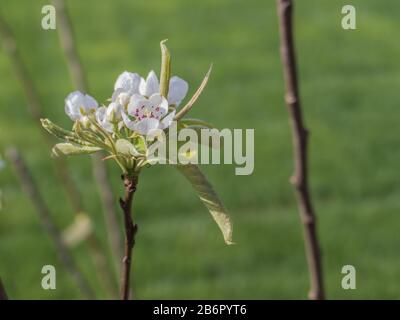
left=111, top=88, right=124, bottom=102
left=127, top=94, right=149, bottom=115
left=168, top=76, right=189, bottom=106
left=148, top=93, right=168, bottom=114
left=96, top=106, right=107, bottom=121
left=83, top=94, right=98, bottom=112
left=121, top=111, right=137, bottom=131
left=114, top=71, right=141, bottom=94
left=135, top=118, right=160, bottom=135
left=139, top=70, right=159, bottom=96
left=65, top=103, right=80, bottom=121
left=106, top=102, right=122, bottom=121
left=96, top=106, right=113, bottom=132
left=159, top=110, right=176, bottom=129
left=65, top=91, right=84, bottom=121
left=66, top=90, right=84, bottom=103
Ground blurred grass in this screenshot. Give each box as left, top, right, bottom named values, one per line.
left=0, top=0, right=399, bottom=299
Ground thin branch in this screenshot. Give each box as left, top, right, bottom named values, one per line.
left=276, top=0, right=325, bottom=300
left=52, top=0, right=123, bottom=274
left=0, top=278, right=8, bottom=300
left=6, top=148, right=95, bottom=299
left=0, top=12, right=82, bottom=214
left=119, top=174, right=138, bottom=300
left=0, top=12, right=117, bottom=298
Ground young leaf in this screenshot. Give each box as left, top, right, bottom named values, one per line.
left=179, top=118, right=215, bottom=129
left=174, top=64, right=212, bottom=121
left=52, top=143, right=101, bottom=157
left=176, top=164, right=233, bottom=245
left=41, top=118, right=87, bottom=145
left=159, top=39, right=171, bottom=98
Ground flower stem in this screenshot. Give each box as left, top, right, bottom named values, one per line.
left=119, top=173, right=139, bottom=300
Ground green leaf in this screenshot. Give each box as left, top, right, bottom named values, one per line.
left=115, top=139, right=140, bottom=157
left=52, top=143, right=101, bottom=157
left=41, top=118, right=88, bottom=146
left=159, top=39, right=171, bottom=98
left=176, top=164, right=233, bottom=245
left=174, top=64, right=212, bottom=121
left=179, top=118, right=215, bottom=129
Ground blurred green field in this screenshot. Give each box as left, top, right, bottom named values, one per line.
left=1, top=0, right=400, bottom=299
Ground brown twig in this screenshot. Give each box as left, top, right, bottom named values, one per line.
left=276, top=0, right=325, bottom=300
left=0, top=278, right=8, bottom=300
left=119, top=174, right=138, bottom=300
left=52, top=0, right=124, bottom=274
left=6, top=148, right=95, bottom=299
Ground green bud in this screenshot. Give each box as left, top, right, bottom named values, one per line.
left=115, top=139, right=141, bottom=157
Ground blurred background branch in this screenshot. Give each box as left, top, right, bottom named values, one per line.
left=0, top=11, right=118, bottom=299
left=6, top=148, right=95, bottom=299
left=0, top=12, right=82, bottom=214
left=52, top=0, right=123, bottom=276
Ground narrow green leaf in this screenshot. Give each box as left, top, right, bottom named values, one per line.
left=179, top=118, right=215, bottom=129
left=174, top=64, right=213, bottom=121
left=176, top=164, right=233, bottom=245
left=159, top=39, right=171, bottom=98
left=41, top=118, right=88, bottom=145
left=52, top=143, right=101, bottom=157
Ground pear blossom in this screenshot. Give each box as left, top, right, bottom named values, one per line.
left=65, top=91, right=98, bottom=124
left=139, top=71, right=160, bottom=97
left=96, top=107, right=113, bottom=132
left=119, top=71, right=188, bottom=135
left=96, top=102, right=123, bottom=132
left=112, top=71, right=141, bottom=108
left=122, top=93, right=175, bottom=135
left=139, top=70, right=189, bottom=106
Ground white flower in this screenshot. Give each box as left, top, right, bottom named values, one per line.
left=114, top=71, right=141, bottom=95
left=112, top=72, right=141, bottom=107
left=139, top=71, right=160, bottom=97
left=139, top=70, right=189, bottom=106
left=122, top=93, right=175, bottom=135
left=65, top=91, right=98, bottom=123
left=96, top=102, right=123, bottom=132
left=96, top=107, right=113, bottom=132
left=112, top=70, right=188, bottom=135
left=106, top=102, right=122, bottom=122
